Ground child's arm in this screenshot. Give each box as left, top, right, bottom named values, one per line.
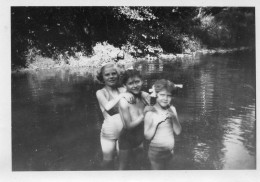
left=141, top=91, right=151, bottom=105
left=144, top=112, right=158, bottom=140
left=119, top=98, right=144, bottom=129
left=144, top=111, right=167, bottom=140
left=169, top=105, right=182, bottom=135
left=96, top=90, right=134, bottom=112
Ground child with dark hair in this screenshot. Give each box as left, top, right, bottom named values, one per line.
left=144, top=79, right=182, bottom=170
left=118, top=69, right=150, bottom=170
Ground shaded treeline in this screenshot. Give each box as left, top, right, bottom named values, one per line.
left=11, top=7, right=255, bottom=68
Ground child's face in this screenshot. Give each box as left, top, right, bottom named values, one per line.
left=102, top=66, right=118, bottom=87
left=125, top=76, right=143, bottom=95
left=156, top=89, right=172, bottom=108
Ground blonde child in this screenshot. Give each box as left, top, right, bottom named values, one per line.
left=96, top=63, right=134, bottom=170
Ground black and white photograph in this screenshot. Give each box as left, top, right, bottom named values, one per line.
left=1, top=0, right=259, bottom=181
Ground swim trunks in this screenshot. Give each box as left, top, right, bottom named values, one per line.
left=148, top=145, right=174, bottom=162
left=118, top=123, right=144, bottom=150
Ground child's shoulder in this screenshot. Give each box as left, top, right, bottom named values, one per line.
left=144, top=109, right=155, bottom=121
left=144, top=106, right=157, bottom=115
left=141, top=91, right=150, bottom=97
left=96, top=87, right=105, bottom=95
left=169, top=105, right=177, bottom=112
left=119, top=96, right=130, bottom=108
left=118, top=87, right=126, bottom=93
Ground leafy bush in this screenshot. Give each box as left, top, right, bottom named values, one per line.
left=25, top=47, right=41, bottom=66
left=24, top=42, right=136, bottom=70
left=181, top=36, right=202, bottom=53
left=198, top=14, right=230, bottom=48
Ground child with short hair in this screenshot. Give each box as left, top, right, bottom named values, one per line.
left=144, top=79, right=182, bottom=170
left=118, top=69, right=150, bottom=170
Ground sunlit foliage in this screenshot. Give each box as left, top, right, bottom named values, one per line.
left=11, top=7, right=255, bottom=69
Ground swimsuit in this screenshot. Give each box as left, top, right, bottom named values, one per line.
left=118, top=123, right=144, bottom=150
left=148, top=146, right=174, bottom=162
left=100, top=88, right=123, bottom=140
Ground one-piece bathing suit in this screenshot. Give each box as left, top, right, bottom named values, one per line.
left=100, top=88, right=123, bottom=140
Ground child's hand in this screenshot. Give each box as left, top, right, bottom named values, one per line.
left=167, top=105, right=177, bottom=119
left=154, top=113, right=168, bottom=125
left=144, top=106, right=155, bottom=114
left=161, top=112, right=170, bottom=121
left=166, top=111, right=175, bottom=119
left=122, top=93, right=135, bottom=104
left=139, top=114, right=145, bottom=122
left=141, top=91, right=150, bottom=106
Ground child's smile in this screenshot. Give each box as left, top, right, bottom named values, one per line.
left=156, top=89, right=172, bottom=108
left=125, top=76, right=143, bottom=95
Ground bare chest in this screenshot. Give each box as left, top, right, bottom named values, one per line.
left=128, top=100, right=145, bottom=120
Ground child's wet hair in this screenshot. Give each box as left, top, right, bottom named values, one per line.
left=96, top=63, right=119, bottom=83
left=121, top=69, right=142, bottom=85
left=153, top=79, right=176, bottom=94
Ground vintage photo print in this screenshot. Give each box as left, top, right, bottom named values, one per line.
left=1, top=0, right=259, bottom=182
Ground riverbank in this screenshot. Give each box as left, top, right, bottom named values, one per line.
left=12, top=45, right=254, bottom=74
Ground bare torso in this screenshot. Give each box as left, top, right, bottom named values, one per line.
left=127, top=97, right=146, bottom=125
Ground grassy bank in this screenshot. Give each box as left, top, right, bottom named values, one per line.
left=12, top=42, right=253, bottom=73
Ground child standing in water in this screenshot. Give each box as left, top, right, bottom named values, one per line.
left=118, top=69, right=150, bottom=170
left=144, top=79, right=182, bottom=170
left=96, top=63, right=134, bottom=170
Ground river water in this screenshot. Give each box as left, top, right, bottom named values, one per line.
left=12, top=50, right=256, bottom=170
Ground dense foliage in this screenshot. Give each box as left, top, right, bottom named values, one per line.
left=11, top=7, right=255, bottom=68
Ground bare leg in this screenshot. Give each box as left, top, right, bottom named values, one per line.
left=150, top=160, right=165, bottom=170
left=132, top=143, right=145, bottom=169
left=165, top=155, right=174, bottom=170
left=100, top=136, right=116, bottom=170
left=113, top=140, right=120, bottom=169
left=101, top=159, right=114, bottom=170
left=118, top=149, right=130, bottom=170
left=116, top=140, right=119, bottom=156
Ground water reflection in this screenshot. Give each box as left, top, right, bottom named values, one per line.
left=12, top=51, right=256, bottom=170
left=136, top=51, right=256, bottom=170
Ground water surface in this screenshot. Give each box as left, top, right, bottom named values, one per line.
left=12, top=50, right=256, bottom=170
